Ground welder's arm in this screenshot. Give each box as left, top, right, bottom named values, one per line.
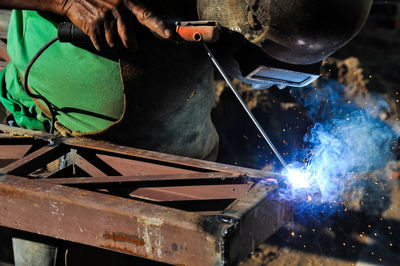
left=0, top=0, right=172, bottom=51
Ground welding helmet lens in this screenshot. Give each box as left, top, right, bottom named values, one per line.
left=217, top=41, right=321, bottom=89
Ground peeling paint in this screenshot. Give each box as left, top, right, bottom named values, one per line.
left=142, top=226, right=152, bottom=256
left=139, top=216, right=165, bottom=259
left=140, top=216, right=164, bottom=227
left=50, top=200, right=64, bottom=216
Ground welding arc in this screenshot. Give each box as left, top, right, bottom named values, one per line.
left=203, top=44, right=288, bottom=169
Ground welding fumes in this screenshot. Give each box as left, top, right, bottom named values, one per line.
left=279, top=79, right=398, bottom=211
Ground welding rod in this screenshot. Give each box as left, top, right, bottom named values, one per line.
left=203, top=43, right=288, bottom=169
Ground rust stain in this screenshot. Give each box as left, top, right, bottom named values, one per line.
left=103, top=231, right=145, bottom=246
left=0, top=187, right=24, bottom=198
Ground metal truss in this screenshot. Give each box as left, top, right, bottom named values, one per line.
left=0, top=124, right=291, bottom=265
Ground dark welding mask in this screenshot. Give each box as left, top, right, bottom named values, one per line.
left=197, top=0, right=373, bottom=89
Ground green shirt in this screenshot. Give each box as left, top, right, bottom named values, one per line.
left=0, top=10, right=124, bottom=132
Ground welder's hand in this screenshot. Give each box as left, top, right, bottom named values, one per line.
left=59, top=0, right=172, bottom=51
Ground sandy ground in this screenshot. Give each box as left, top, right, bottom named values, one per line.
left=240, top=179, right=400, bottom=266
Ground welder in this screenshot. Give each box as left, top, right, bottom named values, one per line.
left=0, top=0, right=372, bottom=265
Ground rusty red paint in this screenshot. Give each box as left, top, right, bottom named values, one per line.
left=99, top=245, right=139, bottom=257
left=103, top=231, right=145, bottom=246
left=0, top=125, right=290, bottom=265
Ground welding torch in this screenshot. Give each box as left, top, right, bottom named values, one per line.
left=27, top=21, right=288, bottom=168
left=57, top=20, right=220, bottom=44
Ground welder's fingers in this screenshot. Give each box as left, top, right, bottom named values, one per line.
left=104, top=14, right=122, bottom=49
left=89, top=22, right=106, bottom=51
left=117, top=14, right=138, bottom=51
left=127, top=1, right=172, bottom=39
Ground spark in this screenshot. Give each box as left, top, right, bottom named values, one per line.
left=283, top=167, right=311, bottom=189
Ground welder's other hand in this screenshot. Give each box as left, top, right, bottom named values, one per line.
left=59, top=0, right=172, bottom=51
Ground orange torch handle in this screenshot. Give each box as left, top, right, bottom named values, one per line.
left=175, top=21, right=220, bottom=43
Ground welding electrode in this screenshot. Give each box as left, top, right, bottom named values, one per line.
left=57, top=22, right=288, bottom=168
left=203, top=44, right=288, bottom=169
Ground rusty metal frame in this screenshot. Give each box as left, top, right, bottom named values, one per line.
left=0, top=124, right=291, bottom=265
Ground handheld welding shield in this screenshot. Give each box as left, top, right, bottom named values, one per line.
left=197, top=0, right=373, bottom=89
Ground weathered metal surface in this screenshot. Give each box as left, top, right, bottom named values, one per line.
left=222, top=182, right=292, bottom=264
left=128, top=184, right=254, bottom=202
left=0, top=124, right=278, bottom=178
left=0, top=144, right=69, bottom=176
left=64, top=139, right=279, bottom=178
left=40, top=172, right=246, bottom=187
left=72, top=152, right=109, bottom=177
left=0, top=145, right=32, bottom=159
left=0, top=124, right=290, bottom=265
left=0, top=174, right=231, bottom=265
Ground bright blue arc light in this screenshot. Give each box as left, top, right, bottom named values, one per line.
left=284, top=167, right=311, bottom=189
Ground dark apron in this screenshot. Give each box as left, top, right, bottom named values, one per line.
left=63, top=38, right=219, bottom=160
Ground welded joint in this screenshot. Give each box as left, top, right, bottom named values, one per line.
left=216, top=215, right=240, bottom=265
left=200, top=214, right=240, bottom=265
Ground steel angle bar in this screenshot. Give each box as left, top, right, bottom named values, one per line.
left=64, top=139, right=279, bottom=178
left=39, top=172, right=246, bottom=187
left=0, top=124, right=279, bottom=178
left=70, top=152, right=109, bottom=177
left=0, top=174, right=231, bottom=265
left=127, top=183, right=255, bottom=202
left=0, top=174, right=286, bottom=265
left=0, top=145, right=32, bottom=159
left=0, top=144, right=70, bottom=176
left=0, top=124, right=57, bottom=141
left=221, top=181, right=293, bottom=264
